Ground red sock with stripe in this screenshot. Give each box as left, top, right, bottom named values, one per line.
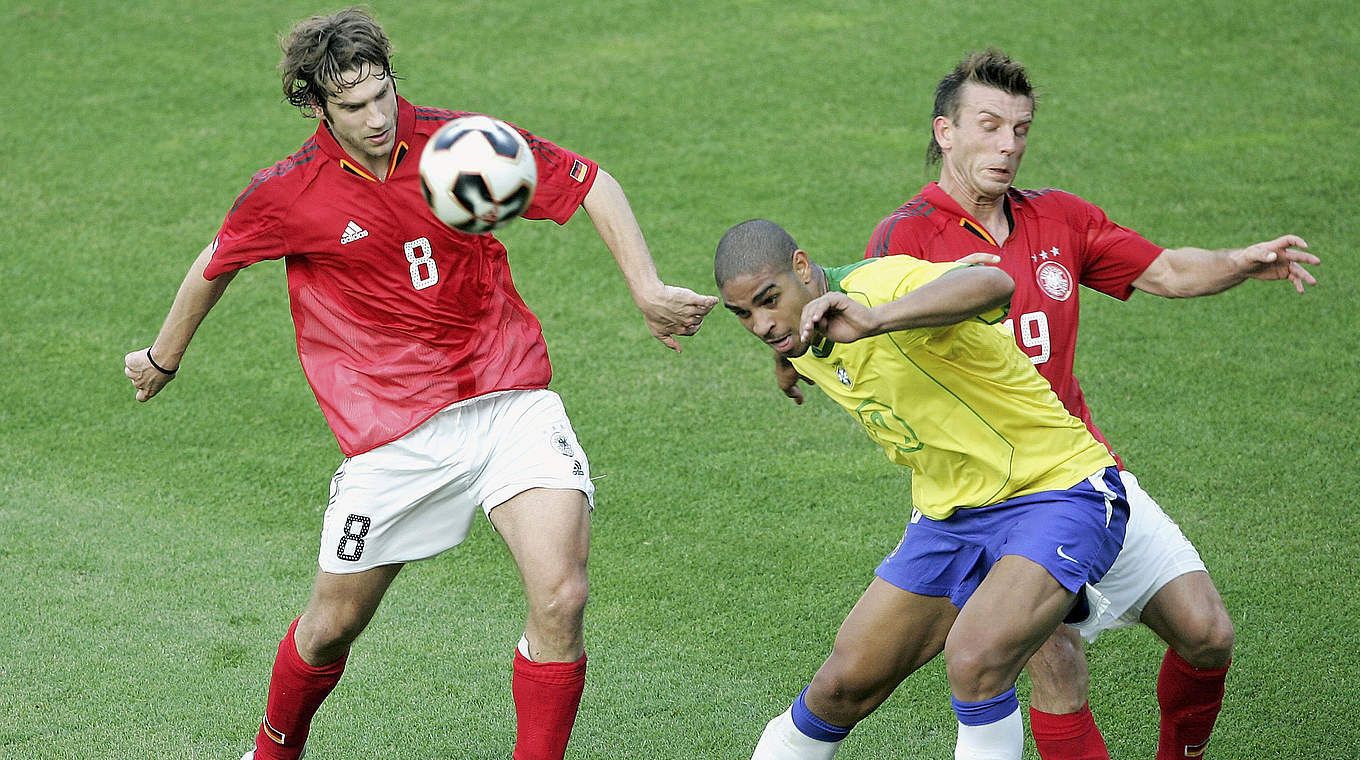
left=252, top=617, right=347, bottom=760
left=512, top=649, right=587, bottom=760
left=1156, top=648, right=1228, bottom=759
left=1030, top=703, right=1110, bottom=760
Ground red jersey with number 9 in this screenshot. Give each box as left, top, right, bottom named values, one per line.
left=866, top=182, right=1163, bottom=467
left=204, top=96, right=599, bottom=456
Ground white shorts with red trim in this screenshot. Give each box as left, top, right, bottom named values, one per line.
left=1070, top=470, right=1207, bottom=642
left=317, top=389, right=594, bottom=574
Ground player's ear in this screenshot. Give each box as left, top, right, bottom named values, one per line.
left=933, top=115, right=952, bottom=153
left=792, top=249, right=813, bottom=284
left=310, top=98, right=329, bottom=123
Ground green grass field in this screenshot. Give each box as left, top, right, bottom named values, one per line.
left=3, top=1, right=1357, bottom=757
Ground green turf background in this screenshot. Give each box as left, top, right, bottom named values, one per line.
left=2, top=1, right=1356, bottom=757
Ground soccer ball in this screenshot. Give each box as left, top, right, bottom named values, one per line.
left=419, top=115, right=537, bottom=234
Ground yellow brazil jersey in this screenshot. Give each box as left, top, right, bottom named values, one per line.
left=789, top=256, right=1113, bottom=520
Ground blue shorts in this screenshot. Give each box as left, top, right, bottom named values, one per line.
left=876, top=467, right=1130, bottom=609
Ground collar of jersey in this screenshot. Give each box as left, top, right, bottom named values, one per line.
left=314, top=95, right=418, bottom=182
left=808, top=260, right=876, bottom=359
left=810, top=336, right=836, bottom=359
left=922, top=181, right=1021, bottom=247
left=822, top=260, right=875, bottom=294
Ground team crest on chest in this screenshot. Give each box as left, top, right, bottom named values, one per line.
left=1034, top=253, right=1074, bottom=302
left=833, top=360, right=853, bottom=389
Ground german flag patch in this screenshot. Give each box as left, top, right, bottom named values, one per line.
left=569, top=159, right=588, bottom=182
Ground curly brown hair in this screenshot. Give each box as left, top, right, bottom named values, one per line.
left=926, top=48, right=1035, bottom=165
left=278, top=7, right=396, bottom=118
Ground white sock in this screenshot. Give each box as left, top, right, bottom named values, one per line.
left=954, top=705, right=1022, bottom=760
left=752, top=707, right=842, bottom=760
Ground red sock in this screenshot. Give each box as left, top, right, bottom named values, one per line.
left=252, top=617, right=347, bottom=760
left=511, top=649, right=587, bottom=760
left=1156, top=648, right=1228, bottom=759
left=1030, top=703, right=1110, bottom=760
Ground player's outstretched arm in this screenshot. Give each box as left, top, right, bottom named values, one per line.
left=1132, top=235, right=1318, bottom=298
left=124, top=243, right=237, bottom=402
left=800, top=266, right=1014, bottom=345
left=581, top=168, right=717, bottom=353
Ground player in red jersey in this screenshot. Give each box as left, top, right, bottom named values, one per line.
left=769, top=50, right=1315, bottom=760
left=123, top=9, right=716, bottom=760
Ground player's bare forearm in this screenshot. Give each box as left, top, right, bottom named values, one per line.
left=1133, top=237, right=1317, bottom=298
left=124, top=244, right=236, bottom=401
left=582, top=168, right=717, bottom=351
left=870, top=266, right=1014, bottom=333
left=153, top=245, right=236, bottom=364
left=1133, top=247, right=1248, bottom=297
left=801, top=268, right=1013, bottom=345
left=582, top=168, right=664, bottom=302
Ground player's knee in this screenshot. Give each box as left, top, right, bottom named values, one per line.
left=295, top=611, right=366, bottom=663
left=807, top=655, right=884, bottom=724
left=530, top=573, right=588, bottom=634
left=1027, top=630, right=1090, bottom=713
left=1029, top=629, right=1087, bottom=676
left=1176, top=608, right=1235, bottom=669
left=944, top=639, right=1017, bottom=701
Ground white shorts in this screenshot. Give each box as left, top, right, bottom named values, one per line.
left=318, top=389, right=594, bottom=574
left=1069, top=470, right=1207, bottom=642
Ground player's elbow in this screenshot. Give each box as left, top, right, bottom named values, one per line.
left=1134, top=269, right=1197, bottom=299
left=980, top=267, right=1015, bottom=308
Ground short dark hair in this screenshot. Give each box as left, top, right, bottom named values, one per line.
left=714, top=219, right=800, bottom=288
left=926, top=48, right=1035, bottom=164
left=278, top=7, right=396, bottom=118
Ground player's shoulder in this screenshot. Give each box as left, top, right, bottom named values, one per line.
left=826, top=258, right=879, bottom=290
left=876, top=190, right=940, bottom=229
left=407, top=105, right=560, bottom=159
left=227, top=137, right=326, bottom=217
left=1011, top=186, right=1103, bottom=217
left=410, top=104, right=479, bottom=136
left=249, top=138, right=325, bottom=187
left=867, top=189, right=946, bottom=258
left=838, top=253, right=946, bottom=290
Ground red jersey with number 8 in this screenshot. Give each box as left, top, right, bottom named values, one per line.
left=866, top=182, right=1163, bottom=466
left=204, top=97, right=599, bottom=456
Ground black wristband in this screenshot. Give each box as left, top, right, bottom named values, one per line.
left=147, top=348, right=177, bottom=376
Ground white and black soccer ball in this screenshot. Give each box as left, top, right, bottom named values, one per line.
left=419, top=115, right=537, bottom=234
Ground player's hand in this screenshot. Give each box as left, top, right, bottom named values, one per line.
left=637, top=284, right=719, bottom=353
left=955, top=252, right=1001, bottom=266
left=774, top=355, right=811, bottom=405
left=800, top=292, right=878, bottom=345
left=124, top=348, right=175, bottom=402
left=1233, top=235, right=1318, bottom=293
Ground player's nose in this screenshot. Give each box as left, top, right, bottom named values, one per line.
left=998, top=128, right=1021, bottom=155
left=754, top=314, right=777, bottom=340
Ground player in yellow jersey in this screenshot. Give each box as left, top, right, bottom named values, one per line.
left=716, top=219, right=1129, bottom=760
